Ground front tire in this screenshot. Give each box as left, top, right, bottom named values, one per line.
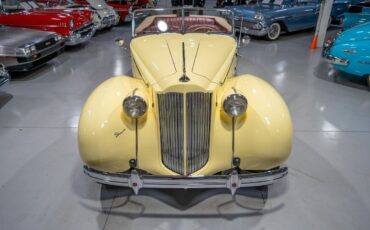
left=266, top=22, right=281, bottom=41
left=367, top=75, right=370, bottom=88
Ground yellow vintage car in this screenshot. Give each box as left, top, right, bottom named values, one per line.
left=78, top=8, right=292, bottom=195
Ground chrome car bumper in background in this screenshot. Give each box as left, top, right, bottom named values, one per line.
left=5, top=41, right=65, bottom=71
left=84, top=165, right=288, bottom=195
left=322, top=39, right=349, bottom=66
left=233, top=18, right=268, bottom=36
left=322, top=54, right=349, bottom=66
left=66, top=23, right=96, bottom=46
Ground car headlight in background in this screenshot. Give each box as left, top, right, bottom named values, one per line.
left=69, top=19, right=74, bottom=29
left=30, top=45, right=36, bottom=52
left=54, top=35, right=63, bottom=41
left=22, top=47, right=32, bottom=56
left=254, top=13, right=264, bottom=20
left=223, top=94, right=248, bottom=117
left=123, top=95, right=147, bottom=118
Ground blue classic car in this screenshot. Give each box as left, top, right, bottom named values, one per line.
left=227, top=0, right=354, bottom=40
left=343, top=1, right=370, bottom=30
left=322, top=22, right=370, bottom=86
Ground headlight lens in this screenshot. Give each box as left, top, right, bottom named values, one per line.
left=123, top=95, right=147, bottom=118
left=69, top=19, right=74, bottom=29
left=54, top=35, right=63, bottom=41
left=30, top=45, right=36, bottom=52
left=254, top=13, right=264, bottom=20
left=23, top=47, right=31, bottom=56
left=223, top=94, right=248, bottom=117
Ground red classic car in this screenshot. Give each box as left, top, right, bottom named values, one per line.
left=0, top=0, right=96, bottom=46
left=103, top=0, right=156, bottom=22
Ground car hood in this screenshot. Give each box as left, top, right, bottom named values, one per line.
left=32, top=9, right=92, bottom=29
left=335, top=22, right=370, bottom=44
left=0, top=10, right=72, bottom=26
left=227, top=4, right=282, bottom=19
left=130, top=34, right=237, bottom=92
left=0, top=26, right=56, bottom=48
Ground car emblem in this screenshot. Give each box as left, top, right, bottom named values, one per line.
left=45, top=41, right=51, bottom=46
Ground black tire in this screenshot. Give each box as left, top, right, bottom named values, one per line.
left=266, top=22, right=281, bottom=41
left=367, top=75, right=370, bottom=88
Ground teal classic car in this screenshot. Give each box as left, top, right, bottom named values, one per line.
left=227, top=0, right=357, bottom=40
left=322, top=22, right=370, bottom=86
left=343, top=1, right=370, bottom=30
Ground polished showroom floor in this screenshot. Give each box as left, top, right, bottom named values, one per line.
left=1, top=15, right=370, bottom=230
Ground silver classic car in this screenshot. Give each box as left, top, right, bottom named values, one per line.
left=0, top=25, right=65, bottom=71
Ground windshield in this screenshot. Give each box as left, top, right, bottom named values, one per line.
left=132, top=7, right=235, bottom=37
left=1, top=0, right=27, bottom=12
left=260, top=0, right=286, bottom=5
left=38, top=0, right=75, bottom=6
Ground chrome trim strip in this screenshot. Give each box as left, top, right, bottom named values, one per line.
left=84, top=165, right=288, bottom=195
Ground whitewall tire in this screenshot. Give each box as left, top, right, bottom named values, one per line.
left=266, top=22, right=281, bottom=41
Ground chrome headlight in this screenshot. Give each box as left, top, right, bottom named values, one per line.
left=69, top=19, right=74, bottom=29
left=254, top=13, right=264, bottom=20
left=23, top=47, right=31, bottom=56
left=30, top=45, right=36, bottom=52
left=123, top=95, right=147, bottom=118
left=54, top=35, right=63, bottom=41
left=223, top=94, right=248, bottom=117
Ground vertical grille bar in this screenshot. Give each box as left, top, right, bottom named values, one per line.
left=186, top=93, right=212, bottom=174
left=158, top=93, right=184, bottom=174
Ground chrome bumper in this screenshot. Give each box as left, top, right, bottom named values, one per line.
left=4, top=41, right=65, bottom=71
left=233, top=18, right=268, bottom=36
left=66, top=26, right=96, bottom=46
left=240, top=27, right=268, bottom=36
left=84, top=165, right=288, bottom=195
left=323, top=54, right=349, bottom=66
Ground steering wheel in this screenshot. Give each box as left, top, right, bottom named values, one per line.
left=191, top=25, right=219, bottom=33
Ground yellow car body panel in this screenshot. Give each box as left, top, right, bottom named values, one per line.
left=78, top=33, right=292, bottom=175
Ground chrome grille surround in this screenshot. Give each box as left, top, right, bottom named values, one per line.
left=157, top=92, right=212, bottom=175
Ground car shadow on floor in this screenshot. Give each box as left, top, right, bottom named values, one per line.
left=315, top=61, right=369, bottom=91
left=90, top=185, right=286, bottom=221
left=0, top=91, right=13, bottom=109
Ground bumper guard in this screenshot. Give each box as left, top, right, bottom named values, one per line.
left=83, top=165, right=288, bottom=195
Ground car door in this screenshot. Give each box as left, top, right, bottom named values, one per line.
left=283, top=0, right=319, bottom=31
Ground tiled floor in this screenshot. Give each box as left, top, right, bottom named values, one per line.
left=1, top=7, right=370, bottom=230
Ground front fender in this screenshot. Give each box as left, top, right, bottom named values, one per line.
left=217, top=75, right=292, bottom=171
left=78, top=76, right=150, bottom=173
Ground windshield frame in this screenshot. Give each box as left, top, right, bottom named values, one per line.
left=131, top=7, right=235, bottom=38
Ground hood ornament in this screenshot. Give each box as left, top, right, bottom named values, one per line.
left=179, top=42, right=190, bottom=83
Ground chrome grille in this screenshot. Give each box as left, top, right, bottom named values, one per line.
left=186, top=93, right=212, bottom=174
left=158, top=92, right=212, bottom=175
left=158, top=93, right=184, bottom=174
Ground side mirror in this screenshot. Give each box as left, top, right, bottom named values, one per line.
left=240, top=35, right=251, bottom=47
left=115, top=38, right=125, bottom=47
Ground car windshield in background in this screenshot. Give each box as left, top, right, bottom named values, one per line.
left=132, top=8, right=234, bottom=37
